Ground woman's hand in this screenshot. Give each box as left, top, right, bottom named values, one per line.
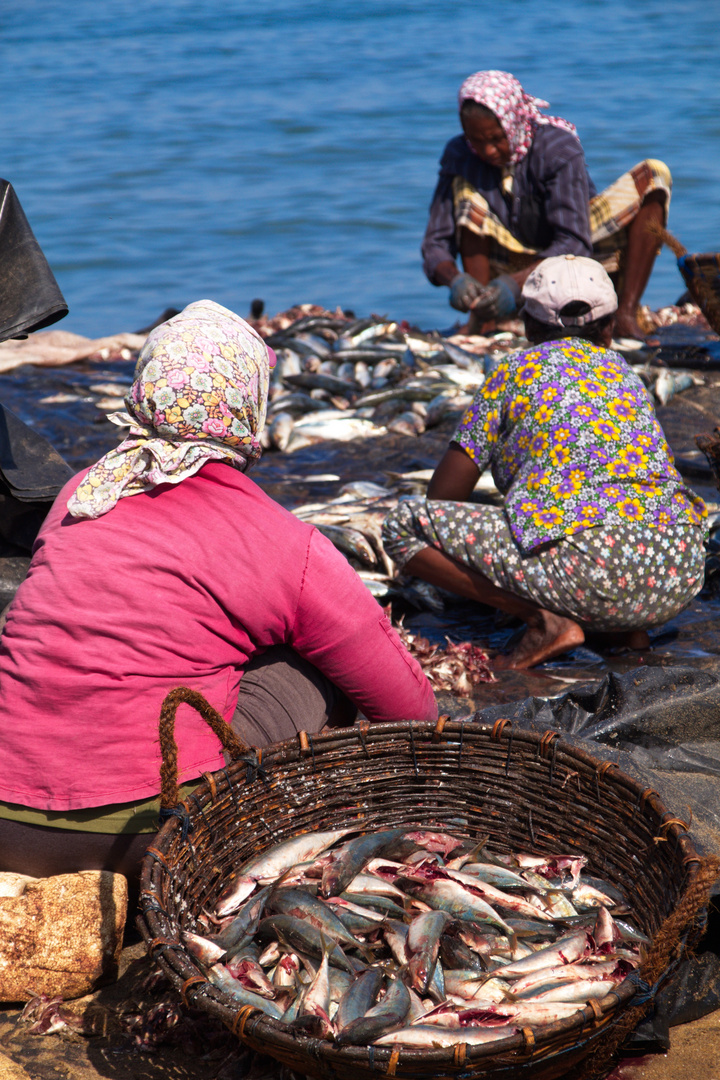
left=427, top=443, right=481, bottom=501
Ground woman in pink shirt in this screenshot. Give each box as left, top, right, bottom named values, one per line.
left=0, top=301, right=436, bottom=896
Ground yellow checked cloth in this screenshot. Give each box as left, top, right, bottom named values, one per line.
left=453, top=158, right=672, bottom=275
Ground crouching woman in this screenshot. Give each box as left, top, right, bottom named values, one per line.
left=383, top=255, right=707, bottom=669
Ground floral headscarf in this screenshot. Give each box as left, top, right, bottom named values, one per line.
left=67, top=300, right=276, bottom=520
left=458, top=70, right=578, bottom=165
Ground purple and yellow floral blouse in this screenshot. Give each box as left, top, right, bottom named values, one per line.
left=452, top=337, right=707, bottom=554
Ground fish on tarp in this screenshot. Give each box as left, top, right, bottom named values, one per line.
left=439, top=340, right=487, bottom=371
left=432, top=364, right=486, bottom=389
left=268, top=392, right=334, bottom=416
left=286, top=417, right=386, bottom=447
left=425, top=390, right=464, bottom=428
left=334, top=321, right=399, bottom=350
left=268, top=411, right=294, bottom=451
left=272, top=348, right=303, bottom=379
left=312, top=523, right=378, bottom=567
left=654, top=368, right=702, bottom=406
left=388, top=411, right=425, bottom=436
left=284, top=371, right=360, bottom=394
left=355, top=382, right=453, bottom=409
left=281, top=332, right=334, bottom=360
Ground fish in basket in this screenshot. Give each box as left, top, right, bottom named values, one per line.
left=138, top=689, right=719, bottom=1080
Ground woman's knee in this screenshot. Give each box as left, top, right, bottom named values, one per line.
left=381, top=499, right=425, bottom=565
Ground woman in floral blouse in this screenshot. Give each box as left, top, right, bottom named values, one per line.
left=382, top=255, right=707, bottom=669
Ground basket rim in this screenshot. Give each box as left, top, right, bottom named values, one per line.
left=149, top=720, right=699, bottom=856
left=138, top=719, right=701, bottom=1073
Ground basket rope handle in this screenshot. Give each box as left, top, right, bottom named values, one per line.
left=647, top=220, right=687, bottom=259
left=581, top=853, right=720, bottom=1080
left=158, top=686, right=251, bottom=810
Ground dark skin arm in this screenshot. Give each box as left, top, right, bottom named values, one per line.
left=433, top=259, right=462, bottom=287
left=427, top=442, right=481, bottom=500
left=413, top=441, right=585, bottom=667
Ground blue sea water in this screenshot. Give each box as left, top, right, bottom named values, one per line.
left=2, top=0, right=720, bottom=338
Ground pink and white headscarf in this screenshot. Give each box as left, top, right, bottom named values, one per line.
left=458, top=71, right=578, bottom=165
left=67, top=300, right=276, bottom=520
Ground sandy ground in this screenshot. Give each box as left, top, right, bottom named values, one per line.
left=1, top=333, right=720, bottom=1079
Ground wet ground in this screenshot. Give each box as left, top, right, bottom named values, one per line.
left=1, top=331, right=720, bottom=1078
left=4, top=341, right=718, bottom=700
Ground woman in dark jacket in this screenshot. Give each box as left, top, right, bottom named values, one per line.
left=422, top=71, right=671, bottom=340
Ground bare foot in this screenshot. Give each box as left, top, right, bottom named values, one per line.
left=613, top=309, right=648, bottom=342
left=493, top=611, right=585, bottom=670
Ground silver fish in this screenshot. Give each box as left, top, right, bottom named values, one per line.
left=374, top=1024, right=518, bottom=1047
left=182, top=930, right=227, bottom=966
left=215, top=828, right=353, bottom=915
left=335, top=967, right=384, bottom=1033
left=406, top=910, right=451, bottom=994
left=336, top=975, right=410, bottom=1046
left=298, top=935, right=332, bottom=1019
left=268, top=411, right=294, bottom=451
left=388, top=411, right=425, bottom=436
left=654, top=369, right=696, bottom=406
left=485, top=931, right=592, bottom=979
left=443, top=972, right=511, bottom=1003
left=207, top=963, right=285, bottom=1019
left=441, top=867, right=554, bottom=921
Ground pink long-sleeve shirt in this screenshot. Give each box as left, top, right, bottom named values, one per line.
left=0, top=462, right=436, bottom=811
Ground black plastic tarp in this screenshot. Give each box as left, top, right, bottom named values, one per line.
left=0, top=179, right=67, bottom=343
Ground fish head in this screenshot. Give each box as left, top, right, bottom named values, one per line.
left=215, top=875, right=257, bottom=917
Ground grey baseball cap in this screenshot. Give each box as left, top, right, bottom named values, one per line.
left=521, top=254, right=618, bottom=327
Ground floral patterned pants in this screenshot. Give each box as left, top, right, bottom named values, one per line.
left=381, top=498, right=705, bottom=631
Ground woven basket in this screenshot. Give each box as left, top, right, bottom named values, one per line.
left=138, top=689, right=714, bottom=1080
left=678, top=253, right=720, bottom=334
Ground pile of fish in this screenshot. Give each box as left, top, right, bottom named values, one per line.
left=256, top=311, right=509, bottom=454
left=182, top=827, right=646, bottom=1051
left=287, top=473, right=500, bottom=606
left=247, top=302, right=716, bottom=454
